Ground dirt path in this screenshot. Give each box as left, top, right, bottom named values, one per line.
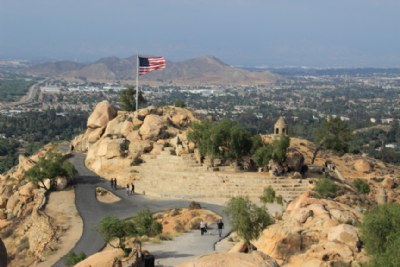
left=36, top=189, right=83, bottom=267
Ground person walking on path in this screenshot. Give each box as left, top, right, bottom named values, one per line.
left=130, top=183, right=135, bottom=195
left=217, top=219, right=224, bottom=239
left=114, top=178, right=118, bottom=189
left=110, top=178, right=114, bottom=189
left=200, top=220, right=206, bottom=235
left=126, top=184, right=130, bottom=196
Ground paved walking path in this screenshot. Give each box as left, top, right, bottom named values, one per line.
left=143, top=222, right=231, bottom=267
left=53, top=153, right=231, bottom=267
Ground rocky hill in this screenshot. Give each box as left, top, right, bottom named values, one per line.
left=3, top=101, right=400, bottom=266
left=71, top=101, right=400, bottom=266
left=26, top=55, right=279, bottom=85
left=0, top=145, right=75, bottom=267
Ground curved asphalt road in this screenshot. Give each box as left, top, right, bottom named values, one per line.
left=53, top=153, right=230, bottom=267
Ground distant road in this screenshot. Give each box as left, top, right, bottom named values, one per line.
left=2, top=78, right=47, bottom=108
left=53, top=153, right=230, bottom=267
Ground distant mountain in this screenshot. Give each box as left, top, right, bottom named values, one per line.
left=26, top=55, right=279, bottom=85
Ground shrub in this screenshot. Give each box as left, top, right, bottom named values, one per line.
left=66, top=251, right=86, bottom=267
left=120, top=139, right=130, bottom=157
left=25, top=152, right=77, bottom=191
left=131, top=157, right=143, bottom=166
left=188, top=201, right=202, bottom=210
left=132, top=209, right=162, bottom=237
left=276, top=195, right=284, bottom=205
left=260, top=186, right=276, bottom=204
left=360, top=203, right=400, bottom=267
left=174, top=99, right=186, bottom=108
left=96, top=187, right=108, bottom=196
left=314, top=178, right=338, bottom=198
left=353, top=178, right=370, bottom=194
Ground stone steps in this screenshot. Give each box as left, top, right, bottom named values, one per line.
left=135, top=152, right=310, bottom=201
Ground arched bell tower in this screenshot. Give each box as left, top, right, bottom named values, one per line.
left=274, top=116, right=288, bottom=136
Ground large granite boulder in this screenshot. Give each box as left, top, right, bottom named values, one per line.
left=285, top=148, right=305, bottom=172
left=353, top=159, right=373, bottom=173
left=87, top=100, right=117, bottom=129
left=139, top=114, right=168, bottom=140
left=254, top=192, right=363, bottom=266
left=327, top=224, right=360, bottom=251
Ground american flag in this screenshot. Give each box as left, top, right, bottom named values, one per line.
left=139, top=56, right=166, bottom=75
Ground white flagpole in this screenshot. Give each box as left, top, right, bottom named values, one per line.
left=136, top=54, right=139, bottom=112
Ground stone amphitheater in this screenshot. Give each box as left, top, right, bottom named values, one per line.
left=134, top=147, right=311, bottom=202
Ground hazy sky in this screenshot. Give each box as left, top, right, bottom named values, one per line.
left=1, top=0, right=400, bottom=67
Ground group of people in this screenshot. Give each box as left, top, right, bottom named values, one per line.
left=200, top=219, right=224, bottom=239
left=126, top=183, right=135, bottom=196
left=110, top=178, right=117, bottom=189
left=110, top=178, right=135, bottom=196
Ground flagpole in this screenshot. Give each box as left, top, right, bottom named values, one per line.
left=136, top=54, right=139, bottom=112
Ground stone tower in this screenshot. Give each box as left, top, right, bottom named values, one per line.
left=274, top=116, right=288, bottom=135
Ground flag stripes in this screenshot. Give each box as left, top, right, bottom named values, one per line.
left=139, top=56, right=166, bottom=75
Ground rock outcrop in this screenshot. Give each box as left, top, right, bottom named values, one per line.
left=0, top=145, right=62, bottom=266
left=75, top=249, right=124, bottom=267
left=254, top=192, right=366, bottom=267
left=72, top=105, right=198, bottom=185
left=87, top=100, right=117, bottom=129
left=177, top=251, right=279, bottom=267
left=353, top=159, right=373, bottom=173
left=285, top=148, right=305, bottom=172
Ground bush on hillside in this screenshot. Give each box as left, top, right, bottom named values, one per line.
left=66, top=251, right=86, bottom=267
left=25, top=152, right=77, bottom=191
left=188, top=201, right=202, bottom=210
left=360, top=203, right=400, bottom=267
left=314, top=178, right=338, bottom=198
left=260, top=186, right=276, bottom=204
left=353, top=178, right=370, bottom=194
left=131, top=209, right=162, bottom=237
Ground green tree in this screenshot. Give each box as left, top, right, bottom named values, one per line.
left=253, top=146, right=273, bottom=167
left=174, top=99, right=186, bottom=108
left=119, top=86, right=146, bottom=111
left=65, top=251, right=86, bottom=267
left=360, top=203, right=400, bottom=267
left=228, top=124, right=252, bottom=161
left=131, top=209, right=162, bottom=237
left=25, top=152, right=76, bottom=191
left=187, top=120, right=213, bottom=158
left=188, top=119, right=252, bottom=162
left=97, top=216, right=137, bottom=253
left=224, top=196, right=271, bottom=249
left=252, top=136, right=290, bottom=167
left=312, top=117, right=352, bottom=163
left=250, top=135, right=264, bottom=155
left=271, top=135, right=290, bottom=163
